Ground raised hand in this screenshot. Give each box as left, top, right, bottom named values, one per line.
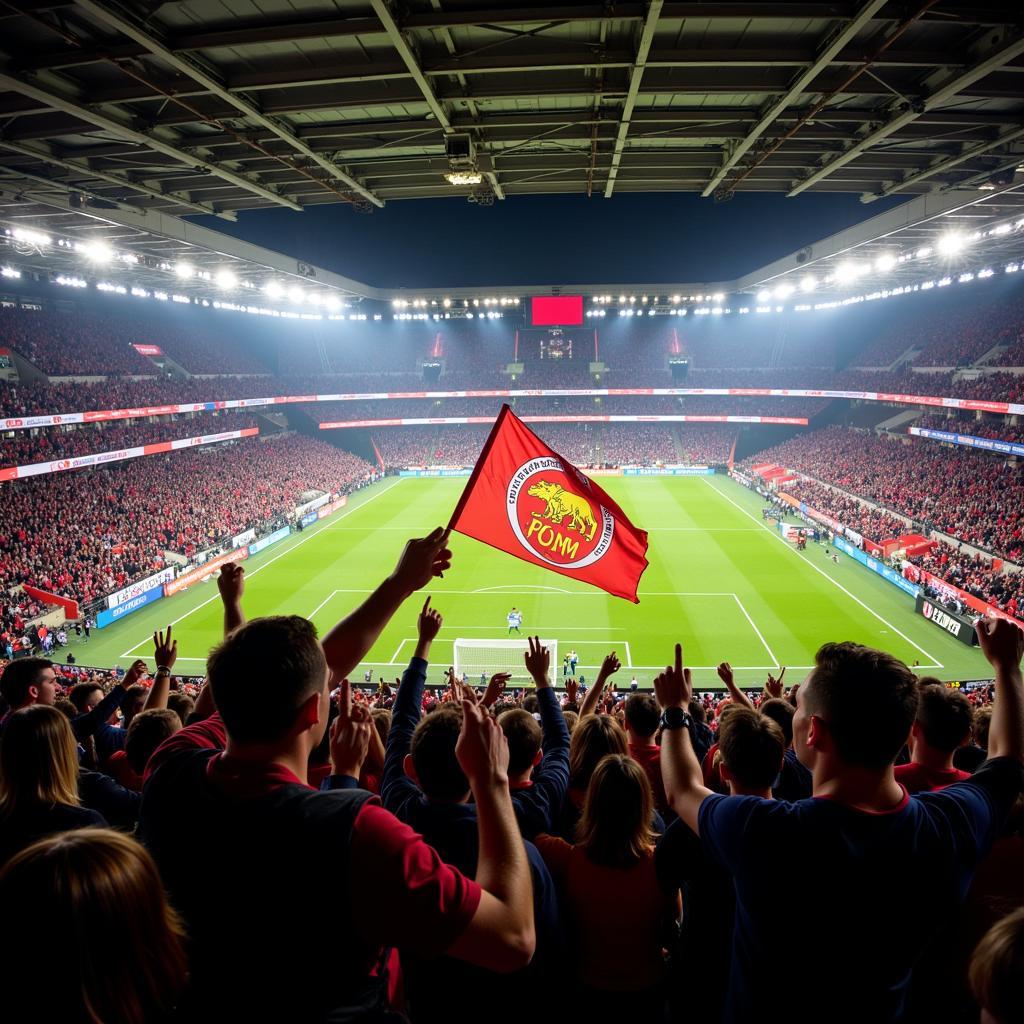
left=330, top=679, right=373, bottom=779
left=390, top=528, right=454, bottom=595
left=565, top=678, right=579, bottom=704
left=524, top=636, right=550, bottom=687
left=456, top=693, right=510, bottom=790
left=153, top=627, right=177, bottom=671
left=482, top=672, right=511, bottom=708
left=124, top=658, right=148, bottom=685
left=717, top=660, right=754, bottom=709
left=218, top=562, right=245, bottom=605
left=765, top=666, right=786, bottom=699
left=654, top=643, right=692, bottom=710
left=417, top=597, right=444, bottom=644
left=976, top=615, right=1024, bottom=671
left=596, top=652, right=622, bottom=685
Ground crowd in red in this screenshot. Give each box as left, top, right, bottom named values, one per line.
left=0, top=434, right=374, bottom=606
left=0, top=413, right=258, bottom=470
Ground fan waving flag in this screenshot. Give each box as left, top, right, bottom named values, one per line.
left=448, top=405, right=649, bottom=602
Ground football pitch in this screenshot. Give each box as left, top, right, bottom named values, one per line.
left=78, top=475, right=994, bottom=688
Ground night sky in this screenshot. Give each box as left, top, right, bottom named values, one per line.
left=191, top=191, right=907, bottom=288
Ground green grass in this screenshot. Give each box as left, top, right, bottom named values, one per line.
left=75, top=475, right=994, bottom=688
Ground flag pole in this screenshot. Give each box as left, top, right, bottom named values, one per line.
left=445, top=404, right=513, bottom=534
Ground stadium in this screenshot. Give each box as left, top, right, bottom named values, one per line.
left=1, top=2, right=1024, bottom=1021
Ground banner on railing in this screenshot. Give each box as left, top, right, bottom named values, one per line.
left=164, top=547, right=249, bottom=597
left=4, top=385, right=1023, bottom=433
left=231, top=528, right=256, bottom=549
left=832, top=537, right=920, bottom=597
left=106, top=567, right=175, bottom=610
left=22, top=584, right=80, bottom=621
left=317, top=495, right=348, bottom=519
left=909, top=426, right=1024, bottom=457
left=294, top=493, right=330, bottom=517
left=319, top=414, right=806, bottom=430
left=622, top=466, right=716, bottom=476
left=398, top=468, right=472, bottom=477
left=131, top=343, right=163, bottom=357
left=0, top=427, right=259, bottom=483
left=248, top=525, right=290, bottom=556
left=915, top=593, right=979, bottom=647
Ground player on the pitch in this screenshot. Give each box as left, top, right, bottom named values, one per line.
left=507, top=606, right=523, bottom=635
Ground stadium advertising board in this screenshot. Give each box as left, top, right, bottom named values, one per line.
left=294, top=493, right=330, bottom=517
left=248, top=526, right=290, bottom=556
left=231, top=528, right=256, bottom=549
left=398, top=469, right=472, bottom=477
left=317, top=495, right=348, bottom=519
left=908, top=565, right=1024, bottom=630
left=833, top=537, right=920, bottom=597
left=909, top=426, right=1024, bottom=458
left=300, top=511, right=319, bottom=527
left=319, top=414, right=807, bottom=430
left=4, top=386, right=1022, bottom=433
left=131, top=343, right=163, bottom=357
left=96, top=584, right=163, bottom=628
left=106, top=567, right=175, bottom=609
left=622, top=467, right=715, bottom=476
left=165, top=547, right=248, bottom=597
left=914, top=594, right=979, bottom=647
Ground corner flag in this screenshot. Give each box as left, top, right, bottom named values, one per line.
left=447, top=405, right=649, bottom=602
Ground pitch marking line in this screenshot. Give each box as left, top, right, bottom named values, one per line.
left=623, top=641, right=633, bottom=668
left=119, top=480, right=403, bottom=657
left=733, top=594, right=780, bottom=667
left=703, top=478, right=943, bottom=669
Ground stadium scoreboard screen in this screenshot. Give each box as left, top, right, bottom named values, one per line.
left=530, top=295, right=584, bottom=327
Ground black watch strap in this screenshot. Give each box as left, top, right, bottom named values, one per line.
left=659, top=707, right=692, bottom=731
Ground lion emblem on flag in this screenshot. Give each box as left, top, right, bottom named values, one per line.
left=526, top=480, right=598, bottom=543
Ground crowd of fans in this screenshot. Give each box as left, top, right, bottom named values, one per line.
left=0, top=307, right=268, bottom=376
left=915, top=413, right=1024, bottom=445
left=778, top=478, right=909, bottom=542
left=746, top=427, right=1024, bottom=558
left=0, top=534, right=1021, bottom=1023
left=0, top=413, right=258, bottom=469
left=0, top=434, right=374, bottom=606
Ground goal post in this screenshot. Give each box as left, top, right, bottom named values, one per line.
left=453, top=638, right=559, bottom=683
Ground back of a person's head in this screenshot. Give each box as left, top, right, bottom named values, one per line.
left=563, top=710, right=579, bottom=735
left=624, top=693, right=659, bottom=739
left=0, top=829, right=187, bottom=1024
left=759, top=698, right=795, bottom=746
left=974, top=704, right=994, bottom=750
left=718, top=708, right=785, bottom=791
left=410, top=705, right=468, bottom=801
left=500, top=708, right=542, bottom=774
left=688, top=699, right=707, bottom=725
left=569, top=713, right=628, bottom=790
left=0, top=657, right=53, bottom=709
left=165, top=691, right=194, bottom=726
left=0, top=704, right=79, bottom=816
left=371, top=708, right=391, bottom=745
left=68, top=681, right=102, bottom=714
left=915, top=684, right=973, bottom=754
left=122, top=684, right=149, bottom=720
left=969, top=907, right=1024, bottom=1024
left=803, top=642, right=919, bottom=770
left=207, top=615, right=327, bottom=744
left=576, top=754, right=655, bottom=868
left=522, top=693, right=539, bottom=715
left=125, top=709, right=182, bottom=776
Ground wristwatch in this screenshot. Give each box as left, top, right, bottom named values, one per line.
left=659, top=707, right=692, bottom=731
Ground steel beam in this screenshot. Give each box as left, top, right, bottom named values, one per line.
left=73, top=0, right=383, bottom=208
left=789, top=31, right=1024, bottom=195
left=604, top=0, right=663, bottom=198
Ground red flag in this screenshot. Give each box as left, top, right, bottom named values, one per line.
left=448, top=405, right=649, bottom=602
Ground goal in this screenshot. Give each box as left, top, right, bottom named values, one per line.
left=453, top=638, right=559, bottom=683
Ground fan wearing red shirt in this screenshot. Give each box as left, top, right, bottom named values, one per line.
left=623, top=693, right=669, bottom=813
left=138, top=530, right=535, bottom=1023
left=895, top=681, right=974, bottom=793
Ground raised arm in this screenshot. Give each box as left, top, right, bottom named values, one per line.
left=217, top=562, right=246, bottom=636
left=578, top=651, right=621, bottom=718
left=977, top=616, right=1024, bottom=763
left=71, top=660, right=144, bottom=740
left=716, top=661, right=754, bottom=711
left=446, top=694, right=535, bottom=972
left=657, top=644, right=714, bottom=834
left=321, top=528, right=452, bottom=683
left=142, top=627, right=177, bottom=712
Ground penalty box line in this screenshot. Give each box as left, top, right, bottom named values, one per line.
left=703, top=478, right=943, bottom=670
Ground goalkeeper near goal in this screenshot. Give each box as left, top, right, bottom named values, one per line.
left=506, top=607, right=523, bottom=635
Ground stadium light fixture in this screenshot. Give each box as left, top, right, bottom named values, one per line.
left=1, top=266, right=22, bottom=279
left=756, top=289, right=771, bottom=303
left=287, top=286, right=304, bottom=304
left=712, top=292, right=724, bottom=303
left=264, top=281, right=284, bottom=300
left=937, top=232, right=968, bottom=256
left=215, top=269, right=237, bottom=290
left=800, top=275, right=817, bottom=292
left=175, top=261, right=194, bottom=279
left=12, top=227, right=52, bottom=248
left=79, top=241, right=113, bottom=264
left=874, top=253, right=897, bottom=273
left=324, top=295, right=342, bottom=313
left=834, top=261, right=865, bottom=283
left=774, top=283, right=795, bottom=300
left=444, top=170, right=483, bottom=186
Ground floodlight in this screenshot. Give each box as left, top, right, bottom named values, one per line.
left=175, top=261, right=194, bottom=278
left=937, top=232, right=968, bottom=256
left=80, top=241, right=114, bottom=264
left=800, top=275, right=817, bottom=292
left=215, top=269, right=237, bottom=289
left=874, top=254, right=897, bottom=272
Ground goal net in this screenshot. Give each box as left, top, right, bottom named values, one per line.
left=453, top=638, right=559, bottom=683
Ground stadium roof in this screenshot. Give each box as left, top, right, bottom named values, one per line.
left=0, top=1, right=1023, bottom=215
